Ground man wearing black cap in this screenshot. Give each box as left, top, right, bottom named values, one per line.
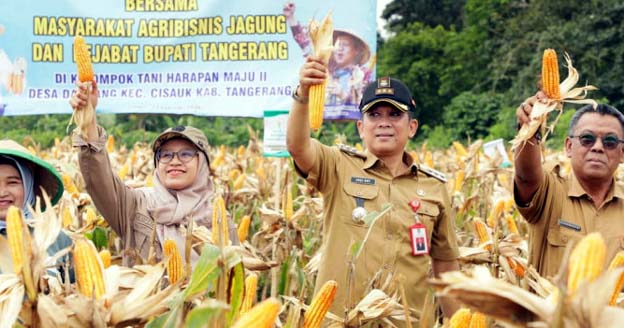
left=287, top=56, right=460, bottom=324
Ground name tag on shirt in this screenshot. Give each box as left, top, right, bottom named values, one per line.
left=559, top=219, right=581, bottom=231
left=351, top=177, right=375, bottom=185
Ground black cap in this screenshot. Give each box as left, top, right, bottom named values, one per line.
left=359, top=77, right=416, bottom=113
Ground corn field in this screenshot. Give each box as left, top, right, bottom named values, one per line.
left=3, top=133, right=624, bottom=328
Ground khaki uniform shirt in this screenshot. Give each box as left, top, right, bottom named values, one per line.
left=516, top=162, right=624, bottom=278
left=298, top=140, right=459, bottom=320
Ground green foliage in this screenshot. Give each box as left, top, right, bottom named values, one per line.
left=442, top=91, right=504, bottom=141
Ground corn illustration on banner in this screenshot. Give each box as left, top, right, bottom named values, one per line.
left=0, top=0, right=377, bottom=118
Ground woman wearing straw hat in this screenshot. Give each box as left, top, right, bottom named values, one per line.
left=68, top=82, right=239, bottom=268
left=283, top=2, right=375, bottom=107
left=0, top=139, right=71, bottom=274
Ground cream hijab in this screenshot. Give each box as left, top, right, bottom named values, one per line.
left=140, top=153, right=213, bottom=264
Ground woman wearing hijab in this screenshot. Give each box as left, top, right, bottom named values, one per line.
left=0, top=139, right=71, bottom=274
left=69, top=82, right=239, bottom=267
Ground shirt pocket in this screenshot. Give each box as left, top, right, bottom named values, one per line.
left=412, top=199, right=439, bottom=244
left=342, top=182, right=379, bottom=234
left=132, top=214, right=154, bottom=256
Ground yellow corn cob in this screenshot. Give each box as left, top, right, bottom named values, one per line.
left=231, top=298, right=281, bottom=328
left=228, top=169, right=241, bottom=181
left=486, top=200, right=505, bottom=228
left=6, top=206, right=37, bottom=301
left=62, top=205, right=74, bottom=228
left=354, top=143, right=363, bottom=152
left=6, top=206, right=32, bottom=275
left=567, top=232, right=606, bottom=296
left=608, top=251, right=624, bottom=305
left=106, top=134, right=115, bottom=153
left=309, top=81, right=327, bottom=131
left=255, top=166, right=266, bottom=182
left=85, top=207, right=97, bottom=226
left=240, top=273, right=259, bottom=314
left=449, top=308, right=472, bottom=328
left=503, top=198, right=515, bottom=213
left=130, top=152, right=138, bottom=165
left=237, top=215, right=251, bottom=242
left=118, top=162, right=130, bottom=180
left=62, top=173, right=79, bottom=195
left=237, top=145, right=246, bottom=157
left=424, top=151, right=433, bottom=168
left=211, top=195, right=229, bottom=246
left=99, top=249, right=112, bottom=269
left=453, top=141, right=468, bottom=157
left=73, top=238, right=106, bottom=299
left=283, top=187, right=293, bottom=221
left=163, top=239, right=184, bottom=284
left=541, top=48, right=561, bottom=100
left=505, top=214, right=519, bottom=235
left=473, top=218, right=491, bottom=251
left=233, top=173, right=246, bottom=190
left=74, top=36, right=94, bottom=82
left=468, top=311, right=487, bottom=328
left=454, top=169, right=465, bottom=193
left=304, top=280, right=338, bottom=328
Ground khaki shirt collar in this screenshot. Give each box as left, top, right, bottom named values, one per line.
left=568, top=172, right=624, bottom=201
left=362, top=149, right=417, bottom=174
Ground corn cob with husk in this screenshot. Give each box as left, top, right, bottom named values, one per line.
left=231, top=298, right=281, bottom=328
left=211, top=195, right=229, bottom=246
left=70, top=35, right=96, bottom=138
left=473, top=218, right=491, bottom=251
left=449, top=308, right=472, bottom=328
left=6, top=206, right=37, bottom=301
left=304, top=280, right=338, bottom=328
left=511, top=49, right=597, bottom=151
left=237, top=215, right=251, bottom=242
left=282, top=186, right=293, bottom=221
left=163, top=239, right=184, bottom=284
left=505, top=214, right=519, bottom=235
left=307, top=12, right=333, bottom=130
left=486, top=199, right=505, bottom=228
left=608, top=251, right=624, bottom=305
left=454, top=169, right=465, bottom=193
left=233, top=173, right=246, bottom=190
left=99, top=249, right=112, bottom=268
left=73, top=238, right=106, bottom=299
left=240, top=273, right=258, bottom=314
left=567, top=232, right=606, bottom=296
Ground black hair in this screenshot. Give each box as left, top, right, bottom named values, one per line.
left=568, top=104, right=624, bottom=136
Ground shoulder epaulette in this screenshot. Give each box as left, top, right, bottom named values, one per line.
left=337, top=144, right=366, bottom=159
left=418, top=165, right=447, bottom=183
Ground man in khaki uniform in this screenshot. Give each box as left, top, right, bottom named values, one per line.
left=515, top=92, right=624, bottom=278
left=287, top=56, right=460, bottom=324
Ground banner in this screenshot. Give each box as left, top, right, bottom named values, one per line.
left=0, top=0, right=377, bottom=118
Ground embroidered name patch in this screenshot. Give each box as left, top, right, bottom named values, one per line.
left=351, top=177, right=375, bottom=185
left=558, top=219, right=581, bottom=231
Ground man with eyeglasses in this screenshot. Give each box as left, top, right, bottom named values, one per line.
left=515, top=91, right=624, bottom=278
left=69, top=82, right=239, bottom=268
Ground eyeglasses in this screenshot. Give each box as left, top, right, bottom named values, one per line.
left=156, top=149, right=198, bottom=164
left=569, top=133, right=624, bottom=150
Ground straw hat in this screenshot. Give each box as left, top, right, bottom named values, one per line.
left=333, top=29, right=371, bottom=66
left=0, top=139, right=63, bottom=205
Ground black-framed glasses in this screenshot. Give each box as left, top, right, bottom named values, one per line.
left=569, top=133, right=624, bottom=150
left=156, top=149, right=199, bottom=164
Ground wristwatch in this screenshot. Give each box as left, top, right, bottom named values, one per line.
left=292, top=85, right=309, bottom=104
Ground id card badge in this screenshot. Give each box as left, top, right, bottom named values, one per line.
left=409, top=222, right=429, bottom=256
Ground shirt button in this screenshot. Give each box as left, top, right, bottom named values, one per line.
left=386, top=233, right=393, bottom=240
left=562, top=235, right=568, bottom=242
